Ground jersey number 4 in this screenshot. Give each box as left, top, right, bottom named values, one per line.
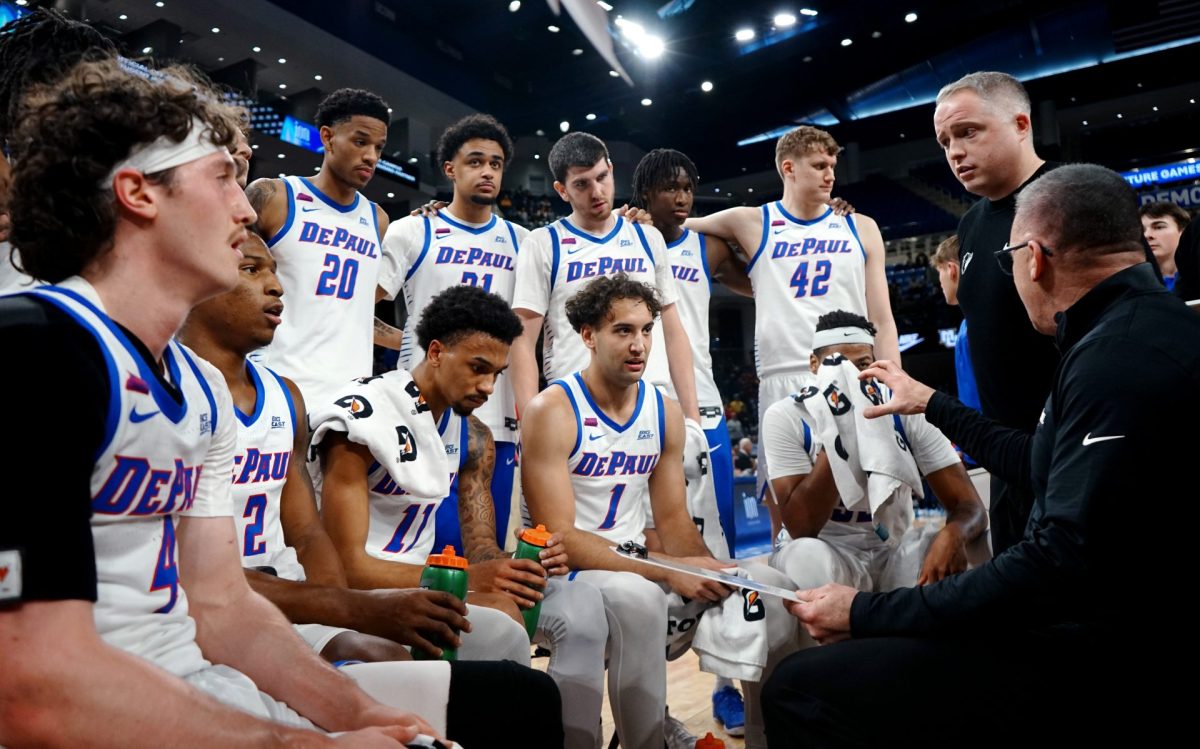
left=790, top=259, right=831, bottom=298
left=150, top=516, right=180, bottom=613
left=316, top=253, right=360, bottom=299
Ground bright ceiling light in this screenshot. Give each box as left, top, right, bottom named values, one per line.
left=142, top=46, right=153, bottom=54
left=572, top=48, right=584, bottom=55
left=641, top=98, right=652, bottom=106
left=640, top=35, right=665, bottom=58
left=774, top=13, right=797, bottom=28
left=211, top=27, right=220, bottom=33
left=905, top=12, right=918, bottom=23
left=534, top=153, right=540, bottom=159
left=560, top=120, right=570, bottom=132
left=278, top=83, right=287, bottom=89
left=597, top=1, right=613, bottom=10
left=701, top=80, right=714, bottom=92
left=800, top=8, right=818, bottom=16
left=548, top=25, right=560, bottom=32
left=252, top=46, right=262, bottom=52
left=586, top=113, right=597, bottom=121
left=735, top=28, right=755, bottom=42
left=387, top=192, right=395, bottom=198
left=119, top=13, right=128, bottom=20
left=841, top=38, right=853, bottom=46
left=277, top=58, right=287, bottom=64
left=508, top=1, right=521, bottom=11
left=609, top=70, right=620, bottom=77
left=313, top=74, right=323, bottom=81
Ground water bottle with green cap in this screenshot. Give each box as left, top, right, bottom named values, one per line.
left=414, top=545, right=469, bottom=661
left=513, top=524, right=553, bottom=640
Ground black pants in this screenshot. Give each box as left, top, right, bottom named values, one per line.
left=447, top=660, right=562, bottom=748
left=988, top=474, right=1034, bottom=555
left=762, top=635, right=1164, bottom=748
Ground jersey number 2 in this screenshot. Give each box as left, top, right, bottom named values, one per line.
left=790, top=259, right=831, bottom=298
left=316, top=253, right=360, bottom=299
left=242, top=493, right=268, bottom=556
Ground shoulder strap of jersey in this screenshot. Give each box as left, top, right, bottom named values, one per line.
left=549, top=378, right=582, bottom=458
left=745, top=204, right=772, bottom=273
left=844, top=213, right=868, bottom=261
left=406, top=215, right=434, bottom=282
left=267, top=177, right=296, bottom=248
left=548, top=224, right=562, bottom=293
left=631, top=222, right=655, bottom=265
left=504, top=220, right=520, bottom=253
left=654, top=384, right=666, bottom=452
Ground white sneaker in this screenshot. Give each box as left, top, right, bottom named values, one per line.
left=664, top=713, right=698, bottom=749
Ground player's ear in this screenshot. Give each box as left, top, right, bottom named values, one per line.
left=111, top=169, right=158, bottom=221
left=809, top=352, right=819, bottom=374
left=443, top=160, right=455, bottom=181
left=426, top=339, right=445, bottom=365
left=580, top=324, right=596, bottom=350
left=553, top=181, right=570, bottom=203
left=319, top=124, right=335, bottom=152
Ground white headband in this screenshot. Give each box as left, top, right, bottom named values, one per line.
left=811, top=326, right=875, bottom=351
left=102, top=117, right=224, bottom=186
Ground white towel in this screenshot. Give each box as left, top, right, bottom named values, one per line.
left=683, top=417, right=730, bottom=558
left=792, top=355, right=922, bottom=545
left=692, top=568, right=769, bottom=682
left=308, top=370, right=450, bottom=501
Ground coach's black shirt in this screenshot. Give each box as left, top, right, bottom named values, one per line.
left=0, top=294, right=179, bottom=606
left=955, top=163, right=1061, bottom=431
left=850, top=263, right=1200, bottom=643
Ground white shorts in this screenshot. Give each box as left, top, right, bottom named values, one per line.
left=184, top=663, right=314, bottom=728
left=295, top=623, right=355, bottom=654
left=770, top=522, right=940, bottom=593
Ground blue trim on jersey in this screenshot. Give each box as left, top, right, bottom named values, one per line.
left=26, top=289, right=121, bottom=459
left=567, top=569, right=581, bottom=581
left=267, top=179, right=295, bottom=248
left=551, top=379, right=583, bottom=458
left=802, top=419, right=812, bottom=454
left=437, top=409, right=452, bottom=436
left=548, top=225, right=561, bottom=293
left=458, top=416, right=470, bottom=469
left=234, top=359, right=267, bottom=427
left=574, top=372, right=644, bottom=433
left=268, top=367, right=298, bottom=437
left=561, top=216, right=623, bottom=244
left=504, top=220, right=521, bottom=253
left=369, top=202, right=382, bottom=243
left=654, top=386, right=665, bottom=451
left=844, top=213, right=868, bottom=261
left=698, top=233, right=713, bottom=292
left=666, top=228, right=690, bottom=249
left=178, top=344, right=218, bottom=434
left=406, top=216, right=433, bottom=281
left=299, top=176, right=361, bottom=213
left=745, top=204, right=772, bottom=273
left=706, top=417, right=736, bottom=547
left=438, top=212, right=498, bottom=235
left=37, top=286, right=190, bottom=425
left=777, top=202, right=833, bottom=227
left=631, top=222, right=655, bottom=265
left=891, top=413, right=913, bottom=453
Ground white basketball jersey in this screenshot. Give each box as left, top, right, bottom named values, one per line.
left=231, top=359, right=305, bottom=582
left=398, top=211, right=523, bottom=441
left=516, top=216, right=675, bottom=386
left=745, top=203, right=868, bottom=378
left=555, top=373, right=664, bottom=546
left=263, top=176, right=383, bottom=402
left=665, top=229, right=722, bottom=411
left=28, top=281, right=227, bottom=678
left=363, top=409, right=468, bottom=565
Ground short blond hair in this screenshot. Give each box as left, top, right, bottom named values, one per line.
left=775, top=126, right=840, bottom=176
left=931, top=235, right=959, bottom=267
left=936, top=71, right=1030, bottom=117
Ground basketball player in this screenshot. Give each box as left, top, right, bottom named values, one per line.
left=0, top=58, right=436, bottom=747
left=510, top=131, right=701, bottom=425
left=762, top=310, right=986, bottom=614
left=378, top=113, right=524, bottom=552
left=245, top=88, right=391, bottom=402
left=631, top=147, right=752, bottom=735
left=522, top=274, right=798, bottom=749
left=685, top=126, right=899, bottom=540
left=314, top=285, right=538, bottom=651
left=178, top=233, right=567, bottom=745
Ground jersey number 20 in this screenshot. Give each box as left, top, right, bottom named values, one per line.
left=316, top=253, right=360, bottom=299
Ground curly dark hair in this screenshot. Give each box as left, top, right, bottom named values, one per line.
left=0, top=8, right=116, bottom=147
left=814, top=310, right=876, bottom=337
left=565, top=273, right=662, bottom=332
left=315, top=88, right=390, bottom=129
left=436, top=113, right=514, bottom=170
left=416, top=284, right=523, bottom=351
left=9, top=59, right=246, bottom=283
left=548, top=132, right=609, bottom=184
left=630, top=148, right=699, bottom=209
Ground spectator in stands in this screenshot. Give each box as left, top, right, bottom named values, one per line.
left=931, top=236, right=980, bottom=414
left=932, top=71, right=1059, bottom=555
left=726, top=412, right=746, bottom=445
left=1139, top=201, right=1190, bottom=292
left=733, top=438, right=756, bottom=477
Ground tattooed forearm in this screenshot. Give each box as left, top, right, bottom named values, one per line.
left=459, top=415, right=507, bottom=562
left=373, top=317, right=403, bottom=349
left=244, top=178, right=277, bottom=235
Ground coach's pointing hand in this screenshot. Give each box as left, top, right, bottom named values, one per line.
left=856, top=360, right=936, bottom=419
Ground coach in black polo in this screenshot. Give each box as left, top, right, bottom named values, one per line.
left=761, top=164, right=1199, bottom=746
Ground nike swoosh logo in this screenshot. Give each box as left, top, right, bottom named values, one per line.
left=506, top=457, right=516, bottom=465
left=567, top=246, right=585, bottom=255
left=588, top=433, right=603, bottom=441
left=301, top=206, right=320, bottom=212
left=1082, top=433, right=1124, bottom=446
left=773, top=228, right=787, bottom=235
left=130, top=408, right=159, bottom=423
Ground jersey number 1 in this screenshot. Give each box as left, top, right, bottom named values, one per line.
left=597, top=484, right=626, bottom=531
left=316, top=253, right=360, bottom=299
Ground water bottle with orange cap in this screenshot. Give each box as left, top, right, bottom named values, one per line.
left=414, top=545, right=469, bottom=661
left=696, top=731, right=726, bottom=749
left=513, top=524, right=552, bottom=640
